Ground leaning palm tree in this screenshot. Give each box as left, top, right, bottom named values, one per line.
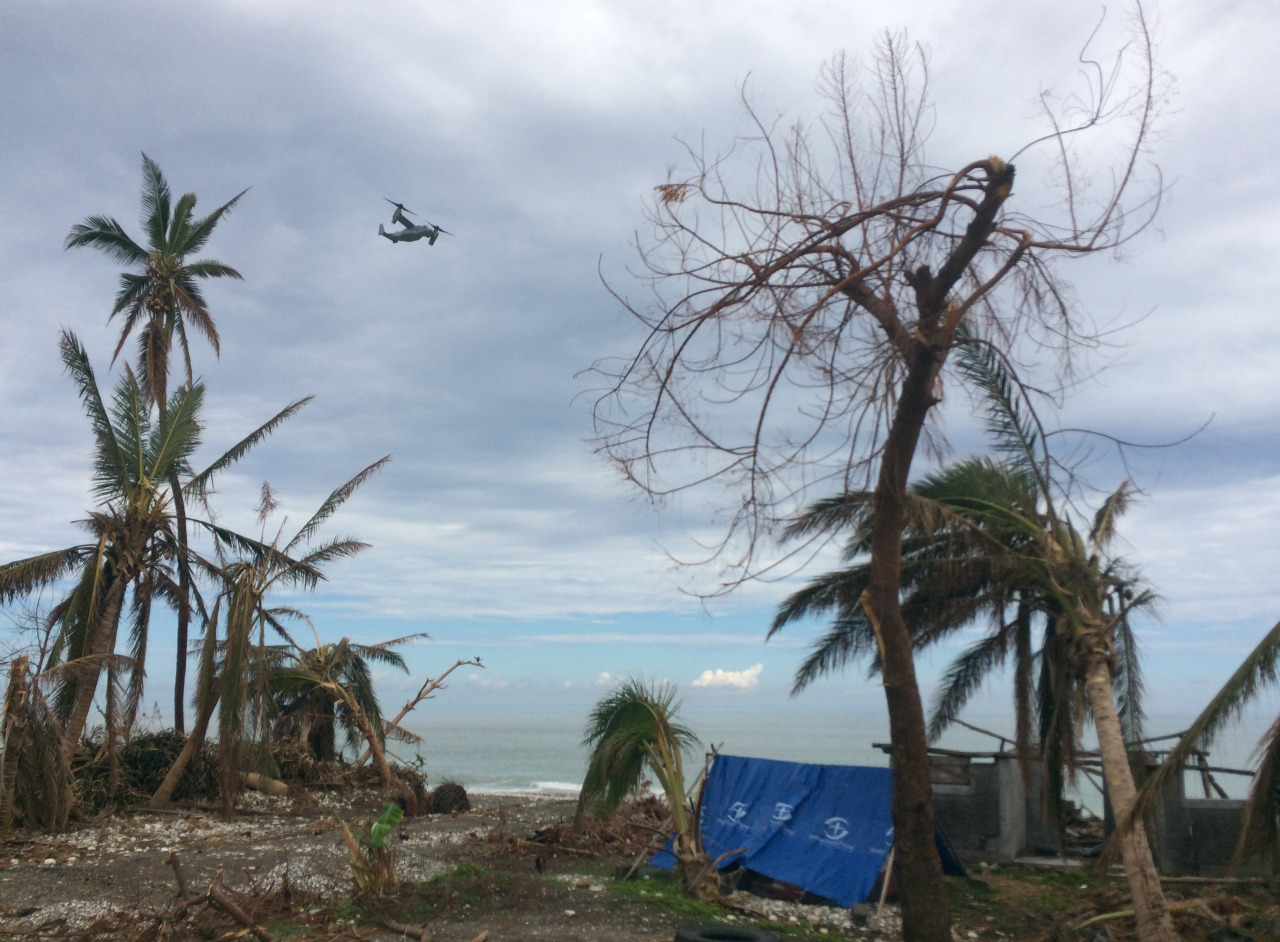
left=577, top=679, right=714, bottom=900
left=0, top=331, right=304, bottom=791
left=148, top=462, right=390, bottom=810
left=770, top=338, right=1176, bottom=939
left=272, top=632, right=423, bottom=768
left=65, top=154, right=247, bottom=732
left=1118, top=618, right=1280, bottom=867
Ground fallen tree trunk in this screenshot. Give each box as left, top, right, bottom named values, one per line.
left=241, top=772, right=289, bottom=796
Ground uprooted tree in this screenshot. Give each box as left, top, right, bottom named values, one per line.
left=591, top=13, right=1171, bottom=942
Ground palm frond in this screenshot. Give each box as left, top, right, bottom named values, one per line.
left=1123, top=617, right=1280, bottom=835
left=286, top=456, right=391, bottom=552
left=149, top=384, right=204, bottom=484
left=169, top=192, right=199, bottom=244
left=779, top=491, right=875, bottom=543
left=186, top=397, right=313, bottom=501
left=60, top=332, right=131, bottom=494
left=928, top=630, right=1010, bottom=742
left=0, top=546, right=92, bottom=601
left=64, top=215, right=149, bottom=267
left=770, top=565, right=871, bottom=636
left=1090, top=480, right=1134, bottom=553
left=139, top=153, right=172, bottom=247
left=953, top=330, right=1052, bottom=503
left=1238, top=715, right=1280, bottom=862
left=790, top=613, right=878, bottom=693
left=182, top=188, right=249, bottom=257
left=1112, top=604, right=1146, bottom=745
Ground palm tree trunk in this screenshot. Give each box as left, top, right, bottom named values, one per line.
left=1083, top=654, right=1180, bottom=942
left=170, top=473, right=190, bottom=736
left=61, top=578, right=127, bottom=764
left=105, top=663, right=120, bottom=795
left=0, top=656, right=30, bottom=830
left=150, top=676, right=221, bottom=808
left=328, top=682, right=398, bottom=789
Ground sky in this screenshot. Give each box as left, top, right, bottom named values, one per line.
left=3, top=0, right=1280, bottom=752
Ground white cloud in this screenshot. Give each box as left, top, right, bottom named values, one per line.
left=692, top=664, right=763, bottom=689
left=595, top=672, right=614, bottom=686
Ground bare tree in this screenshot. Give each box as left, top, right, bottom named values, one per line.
left=591, top=13, right=1171, bottom=942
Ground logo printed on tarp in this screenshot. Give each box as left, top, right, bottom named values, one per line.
left=724, top=801, right=750, bottom=827
left=772, top=802, right=795, bottom=823
left=823, top=817, right=850, bottom=841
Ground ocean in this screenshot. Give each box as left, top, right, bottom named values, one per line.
left=395, top=704, right=1270, bottom=811
left=400, top=705, right=892, bottom=795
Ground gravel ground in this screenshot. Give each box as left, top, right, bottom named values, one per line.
left=0, top=791, right=905, bottom=941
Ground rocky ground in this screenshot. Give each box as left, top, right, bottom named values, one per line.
left=4, top=787, right=1276, bottom=941
left=0, top=790, right=899, bottom=941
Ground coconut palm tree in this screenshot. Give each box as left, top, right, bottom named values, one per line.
left=770, top=339, right=1177, bottom=940
left=577, top=678, right=714, bottom=900
left=65, top=154, right=247, bottom=732
left=148, top=462, right=390, bottom=810
left=64, top=154, right=246, bottom=407
left=272, top=633, right=423, bottom=767
left=0, top=331, right=305, bottom=788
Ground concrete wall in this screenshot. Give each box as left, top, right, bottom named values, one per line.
left=1150, top=767, right=1270, bottom=877
left=929, top=754, right=1055, bottom=863
left=926, top=750, right=1269, bottom=873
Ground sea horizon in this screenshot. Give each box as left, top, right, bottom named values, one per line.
left=389, top=704, right=1272, bottom=811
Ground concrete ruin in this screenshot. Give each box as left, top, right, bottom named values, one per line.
left=879, top=741, right=1270, bottom=876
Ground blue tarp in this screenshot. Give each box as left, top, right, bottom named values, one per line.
left=654, top=754, right=895, bottom=907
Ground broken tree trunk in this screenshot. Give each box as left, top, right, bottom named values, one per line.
left=0, top=655, right=30, bottom=831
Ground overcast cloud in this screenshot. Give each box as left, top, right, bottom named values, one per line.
left=3, top=0, right=1280, bottom=729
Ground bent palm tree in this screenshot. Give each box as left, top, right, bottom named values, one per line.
left=272, top=633, right=423, bottom=766
left=577, top=679, right=713, bottom=899
left=770, top=339, right=1176, bottom=941
left=66, top=154, right=247, bottom=732
left=149, top=462, right=390, bottom=809
left=1121, top=618, right=1280, bottom=866
left=0, top=332, right=305, bottom=785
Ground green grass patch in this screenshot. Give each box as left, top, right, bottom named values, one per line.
left=438, top=862, right=487, bottom=881
left=947, top=874, right=998, bottom=912
left=388, top=864, right=520, bottom=924
left=608, top=873, right=830, bottom=939
left=262, top=917, right=312, bottom=938
left=609, top=871, right=722, bottom=922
